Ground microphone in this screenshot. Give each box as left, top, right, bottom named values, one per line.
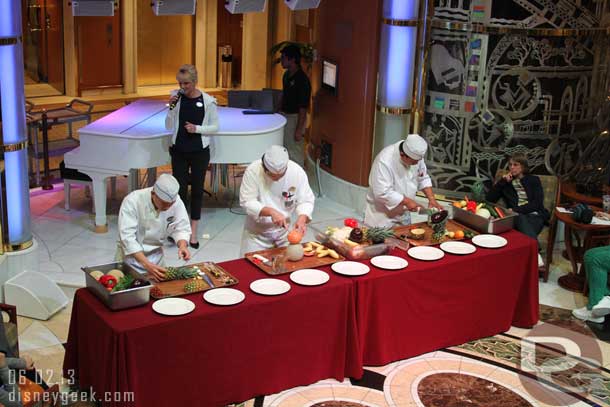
left=169, top=89, right=184, bottom=111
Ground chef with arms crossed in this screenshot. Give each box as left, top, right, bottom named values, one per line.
left=364, top=134, right=443, bottom=228
left=117, top=174, right=192, bottom=281
left=239, top=145, right=315, bottom=255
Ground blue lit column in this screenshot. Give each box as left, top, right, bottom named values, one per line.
left=373, top=0, right=426, bottom=156
left=0, top=1, right=33, bottom=251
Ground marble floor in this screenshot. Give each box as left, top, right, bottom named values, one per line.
left=15, top=176, right=608, bottom=406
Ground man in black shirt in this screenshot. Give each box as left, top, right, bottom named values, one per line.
left=280, top=45, right=311, bottom=166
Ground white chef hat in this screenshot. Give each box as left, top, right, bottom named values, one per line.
left=262, top=145, right=289, bottom=174
left=153, top=173, right=180, bottom=203
left=401, top=134, right=428, bottom=161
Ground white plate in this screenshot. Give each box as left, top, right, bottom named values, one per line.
left=407, top=246, right=445, bottom=261
left=290, top=269, right=330, bottom=286
left=331, top=261, right=370, bottom=276
left=152, top=298, right=195, bottom=316
left=440, top=241, right=477, bottom=255
left=250, top=279, right=291, bottom=295
left=370, top=255, right=408, bottom=270
left=203, top=288, right=245, bottom=306
left=472, top=234, right=508, bottom=249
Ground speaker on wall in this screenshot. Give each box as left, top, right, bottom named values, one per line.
left=71, top=0, right=115, bottom=16
left=225, top=0, right=267, bottom=14
left=284, top=0, right=321, bottom=10
left=151, top=0, right=196, bottom=16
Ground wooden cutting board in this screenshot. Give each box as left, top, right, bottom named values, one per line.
left=245, top=242, right=345, bottom=275
left=393, top=219, right=478, bottom=247
left=150, top=262, right=238, bottom=299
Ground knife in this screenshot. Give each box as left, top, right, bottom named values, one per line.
left=198, top=271, right=215, bottom=288
left=252, top=254, right=273, bottom=266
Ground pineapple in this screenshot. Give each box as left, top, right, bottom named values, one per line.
left=365, top=227, right=395, bottom=244
left=470, top=180, right=485, bottom=203
left=165, top=266, right=198, bottom=281
left=183, top=278, right=207, bottom=293
left=429, top=210, right=449, bottom=242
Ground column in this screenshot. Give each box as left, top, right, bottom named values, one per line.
left=195, top=0, right=218, bottom=88
left=242, top=6, right=272, bottom=89
left=0, top=1, right=33, bottom=251
left=372, top=0, right=426, bottom=157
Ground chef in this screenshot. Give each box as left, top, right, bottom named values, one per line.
left=364, top=134, right=443, bottom=228
left=239, top=145, right=315, bottom=255
left=117, top=173, right=192, bottom=281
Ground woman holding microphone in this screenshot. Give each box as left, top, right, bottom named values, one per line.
left=165, top=64, right=219, bottom=248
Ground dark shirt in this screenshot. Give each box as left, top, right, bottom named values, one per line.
left=486, top=174, right=550, bottom=222
left=174, top=94, right=205, bottom=153
left=281, top=69, right=311, bottom=114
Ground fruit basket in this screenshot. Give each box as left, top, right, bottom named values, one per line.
left=82, top=261, right=152, bottom=311
left=451, top=199, right=516, bottom=234
left=310, top=218, right=395, bottom=260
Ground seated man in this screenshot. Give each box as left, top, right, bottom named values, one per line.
left=239, top=145, right=315, bottom=255
left=572, top=242, right=610, bottom=323
left=117, top=173, right=191, bottom=281
left=486, top=153, right=549, bottom=269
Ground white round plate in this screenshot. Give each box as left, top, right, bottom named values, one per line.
left=472, top=234, right=508, bottom=249
left=250, top=278, right=291, bottom=295
left=407, top=246, right=445, bottom=261
left=290, top=269, right=330, bottom=286
left=203, top=288, right=245, bottom=306
left=152, top=298, right=195, bottom=316
left=440, top=241, right=477, bottom=255
left=331, top=261, right=370, bottom=276
left=370, top=255, right=408, bottom=270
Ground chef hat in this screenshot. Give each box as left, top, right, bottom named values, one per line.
left=262, top=145, right=289, bottom=174
left=401, top=134, right=428, bottom=161
left=153, top=174, right=180, bottom=203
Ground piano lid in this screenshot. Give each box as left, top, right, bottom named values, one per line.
left=78, top=99, right=286, bottom=139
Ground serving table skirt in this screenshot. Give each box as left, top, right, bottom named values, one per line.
left=63, top=230, right=538, bottom=406
left=353, top=229, right=539, bottom=365
left=63, top=259, right=363, bottom=407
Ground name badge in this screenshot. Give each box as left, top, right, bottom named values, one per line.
left=196, top=102, right=203, bottom=108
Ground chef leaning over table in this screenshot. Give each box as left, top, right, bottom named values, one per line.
left=117, top=174, right=192, bottom=282
left=364, top=134, right=443, bottom=228
left=239, top=145, right=315, bottom=255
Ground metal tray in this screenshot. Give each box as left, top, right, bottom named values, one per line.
left=451, top=204, right=516, bottom=234
left=82, top=262, right=151, bottom=311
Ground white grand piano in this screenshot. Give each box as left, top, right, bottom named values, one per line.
left=64, top=99, right=286, bottom=232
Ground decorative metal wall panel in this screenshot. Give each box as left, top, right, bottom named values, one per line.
left=424, top=0, right=610, bottom=193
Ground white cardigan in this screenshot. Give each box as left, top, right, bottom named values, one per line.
left=164, top=90, right=219, bottom=148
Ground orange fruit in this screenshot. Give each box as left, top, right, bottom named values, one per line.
left=287, top=229, right=303, bottom=244
left=454, top=230, right=464, bottom=239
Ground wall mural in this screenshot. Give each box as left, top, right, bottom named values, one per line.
left=424, top=0, right=610, bottom=194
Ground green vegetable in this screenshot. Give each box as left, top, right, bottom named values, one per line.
left=484, top=204, right=498, bottom=218
left=463, top=230, right=476, bottom=239
left=112, top=274, right=135, bottom=292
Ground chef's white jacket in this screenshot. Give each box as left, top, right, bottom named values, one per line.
left=118, top=187, right=191, bottom=258
left=364, top=141, right=432, bottom=227
left=239, top=160, right=315, bottom=250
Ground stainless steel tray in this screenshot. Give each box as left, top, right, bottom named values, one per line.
left=451, top=204, right=517, bottom=234
left=82, top=261, right=151, bottom=311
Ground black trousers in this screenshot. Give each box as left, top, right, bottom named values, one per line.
left=515, top=213, right=545, bottom=249
left=170, top=147, right=210, bottom=220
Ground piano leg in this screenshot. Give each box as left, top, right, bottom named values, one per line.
left=90, top=174, right=109, bottom=233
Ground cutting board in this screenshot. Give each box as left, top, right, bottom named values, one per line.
left=150, top=262, right=238, bottom=299
left=393, top=219, right=478, bottom=247
left=245, top=242, right=345, bottom=275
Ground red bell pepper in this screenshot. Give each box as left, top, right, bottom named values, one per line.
left=466, top=201, right=478, bottom=213
left=344, top=218, right=359, bottom=228
left=99, top=275, right=118, bottom=289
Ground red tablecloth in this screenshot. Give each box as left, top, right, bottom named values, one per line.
left=63, top=230, right=539, bottom=405
left=63, top=259, right=363, bottom=407
left=351, top=229, right=539, bottom=365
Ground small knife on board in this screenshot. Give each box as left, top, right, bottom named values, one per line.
left=252, top=254, right=273, bottom=267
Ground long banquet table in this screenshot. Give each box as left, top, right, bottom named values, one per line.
left=63, top=230, right=538, bottom=406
